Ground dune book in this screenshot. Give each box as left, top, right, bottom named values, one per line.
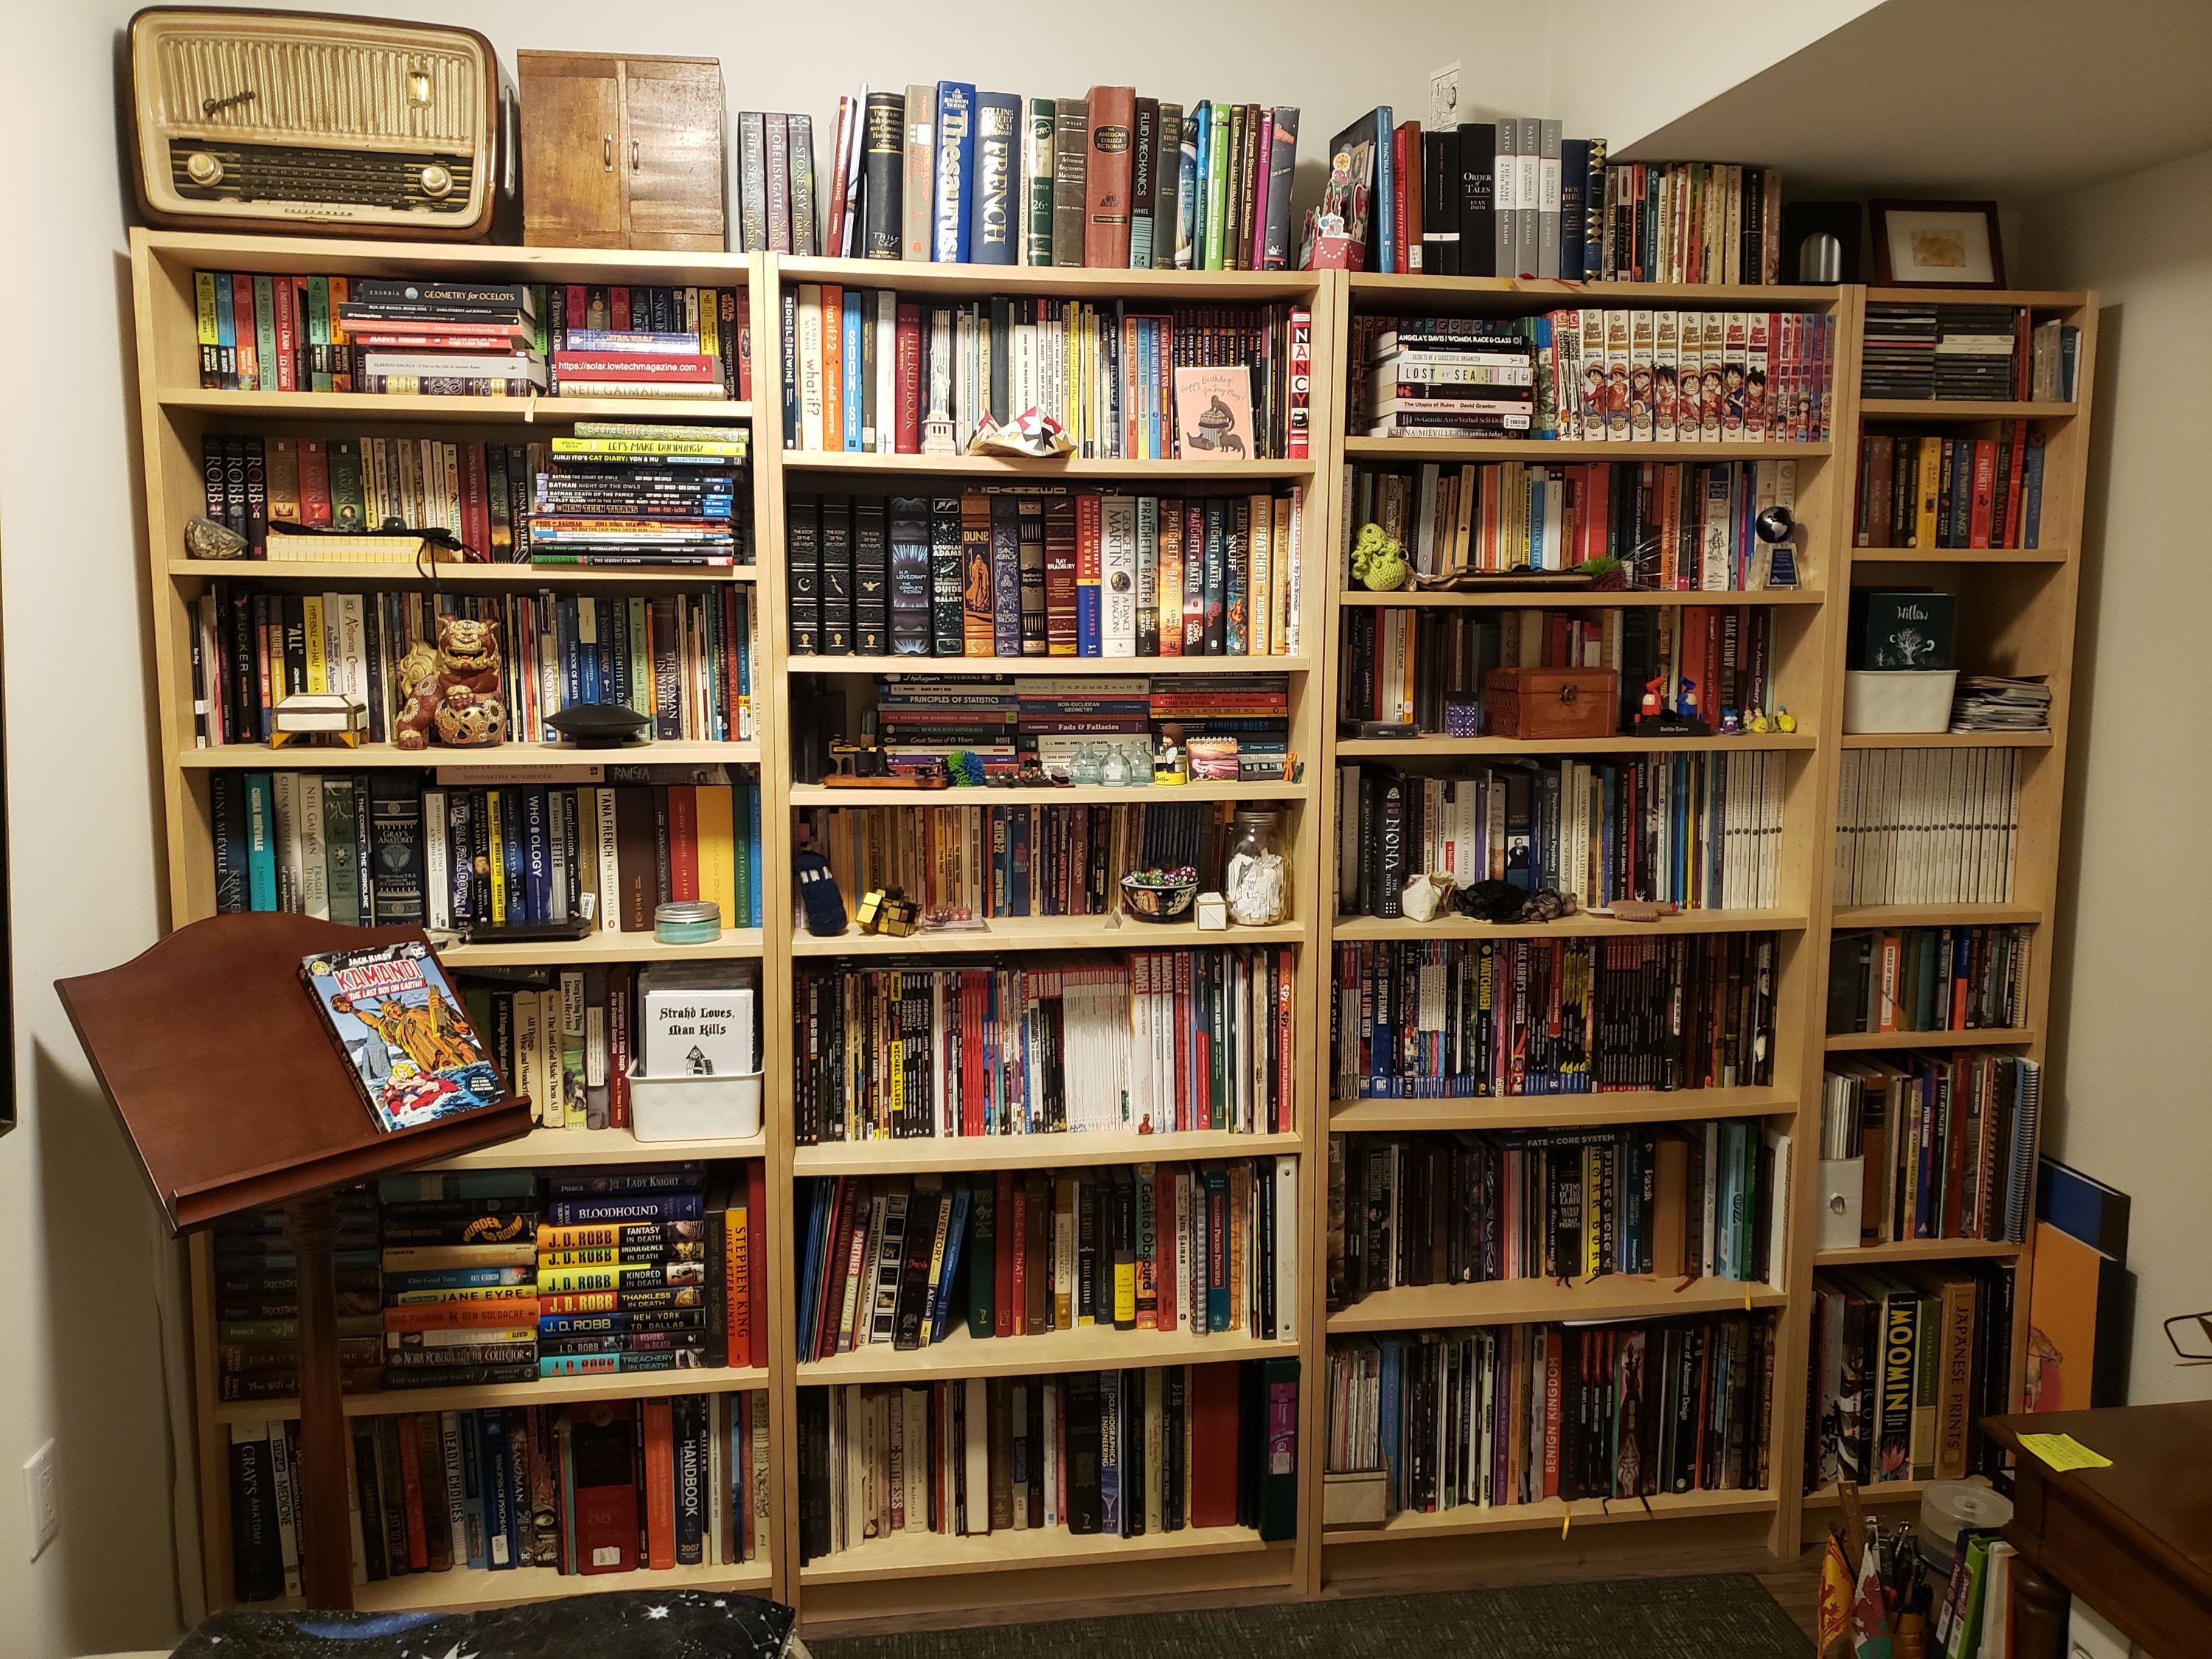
left=301, top=939, right=507, bottom=1133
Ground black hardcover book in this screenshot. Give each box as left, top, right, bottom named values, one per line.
left=1851, top=588, right=1955, bottom=670
left=818, top=493, right=855, bottom=655
left=990, top=493, right=1023, bottom=656
left=1457, top=122, right=1498, bottom=279
left=228, top=1427, right=284, bottom=1600
left=893, top=1180, right=943, bottom=1349
left=786, top=491, right=821, bottom=654
left=988, top=296, right=1013, bottom=423
left=928, top=495, right=964, bottom=655
left=1075, top=1170, right=1097, bottom=1325
left=1130, top=99, right=1158, bottom=268
left=1374, top=772, right=1408, bottom=918
left=367, top=773, right=425, bottom=925
left=1065, top=1371, right=1102, bottom=1534
left=887, top=495, right=933, bottom=655
left=861, top=91, right=905, bottom=260
left=852, top=495, right=889, bottom=654
left=798, top=1388, right=832, bottom=1561
left=1016, top=496, right=1048, bottom=653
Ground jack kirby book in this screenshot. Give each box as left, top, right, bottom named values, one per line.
left=301, top=939, right=507, bottom=1133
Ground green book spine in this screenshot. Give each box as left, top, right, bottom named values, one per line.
left=966, top=1177, right=996, bottom=1339
left=1205, top=107, right=1231, bottom=271
left=253, top=274, right=279, bottom=390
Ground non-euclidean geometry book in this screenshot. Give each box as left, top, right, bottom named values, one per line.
left=301, top=939, right=507, bottom=1133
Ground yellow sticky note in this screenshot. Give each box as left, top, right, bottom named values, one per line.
left=2018, top=1432, right=2112, bottom=1472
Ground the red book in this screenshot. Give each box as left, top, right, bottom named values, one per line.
left=1969, top=439, right=1997, bottom=548
left=745, top=1158, right=768, bottom=1368
left=611, top=286, right=632, bottom=330
left=273, top=277, right=297, bottom=392
left=1082, top=86, right=1136, bottom=268
left=297, top=439, right=332, bottom=526
left=1395, top=119, right=1421, bottom=274
left=564, top=285, right=588, bottom=329
left=641, top=1399, right=677, bottom=1571
left=571, top=1403, right=639, bottom=1574
left=1187, top=1362, right=1242, bottom=1527
left=551, top=352, right=716, bottom=381
left=664, top=785, right=700, bottom=902
left=395, top=1413, right=430, bottom=1569
left=894, top=303, right=923, bottom=453
left=993, top=1169, right=1016, bottom=1338
left=345, top=324, right=537, bottom=350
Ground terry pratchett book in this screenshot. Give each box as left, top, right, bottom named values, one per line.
left=301, top=939, right=507, bottom=1133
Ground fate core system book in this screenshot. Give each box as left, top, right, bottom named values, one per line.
left=301, top=939, right=507, bottom=1133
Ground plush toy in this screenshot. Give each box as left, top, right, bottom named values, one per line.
left=796, top=849, right=848, bottom=937
left=393, top=615, right=507, bottom=750
left=1349, top=522, right=1411, bottom=592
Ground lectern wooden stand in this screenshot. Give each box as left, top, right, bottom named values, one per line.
left=56, top=912, right=532, bottom=1609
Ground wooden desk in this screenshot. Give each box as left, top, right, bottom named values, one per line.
left=1986, top=1402, right=2212, bottom=1659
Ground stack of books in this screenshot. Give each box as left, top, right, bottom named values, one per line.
left=1861, top=302, right=1938, bottom=400
left=1933, top=305, right=2025, bottom=399
left=212, top=1192, right=381, bottom=1404
left=378, top=1170, right=541, bottom=1392
left=1360, top=318, right=1534, bottom=439
left=535, top=1166, right=720, bottom=1378
left=1951, top=675, right=2053, bottom=731
left=529, top=424, right=748, bottom=568
left=338, top=279, right=546, bottom=397
left=543, top=285, right=748, bottom=400
left=552, top=317, right=728, bottom=400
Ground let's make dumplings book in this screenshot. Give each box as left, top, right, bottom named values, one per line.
left=301, top=939, right=507, bottom=1133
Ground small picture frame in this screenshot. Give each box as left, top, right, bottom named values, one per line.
left=1868, top=199, right=2006, bottom=288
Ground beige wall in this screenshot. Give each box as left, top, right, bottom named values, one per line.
left=2020, top=145, right=2212, bottom=1408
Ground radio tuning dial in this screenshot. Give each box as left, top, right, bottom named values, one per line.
left=185, top=150, right=223, bottom=187
left=418, top=163, right=453, bottom=199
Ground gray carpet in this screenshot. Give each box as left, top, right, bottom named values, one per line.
left=809, top=1573, right=1812, bottom=1658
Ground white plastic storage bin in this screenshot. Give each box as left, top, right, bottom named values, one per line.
left=1843, top=669, right=1957, bottom=734
left=625, top=1063, right=763, bottom=1142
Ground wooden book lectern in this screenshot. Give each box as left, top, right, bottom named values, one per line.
left=57, top=913, right=532, bottom=1609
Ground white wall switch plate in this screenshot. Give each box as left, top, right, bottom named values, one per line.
left=23, top=1439, right=58, bottom=1559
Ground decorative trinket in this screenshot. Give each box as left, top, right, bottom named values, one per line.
left=184, top=515, right=248, bottom=560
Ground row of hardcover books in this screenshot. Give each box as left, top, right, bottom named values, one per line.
left=1820, top=1054, right=2040, bottom=1247
left=799, top=1158, right=1298, bottom=1363
left=1324, top=1313, right=1781, bottom=1518
left=197, top=434, right=539, bottom=559
left=787, top=488, right=1306, bottom=660
left=212, top=1197, right=381, bottom=1401
left=1330, top=1122, right=1789, bottom=1299
left=794, top=947, right=1298, bottom=1144
left=1826, top=925, right=2031, bottom=1037
left=1338, top=753, right=1787, bottom=917
left=1330, top=933, right=1780, bottom=1098
left=1833, top=748, right=2022, bottom=908
left=1853, top=427, right=2047, bottom=550
left=209, top=771, right=766, bottom=934
left=796, top=1360, right=1297, bottom=1559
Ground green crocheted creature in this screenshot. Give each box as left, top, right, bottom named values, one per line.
left=1350, top=522, right=1410, bottom=592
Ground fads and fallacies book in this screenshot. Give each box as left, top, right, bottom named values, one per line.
left=300, top=939, right=507, bottom=1133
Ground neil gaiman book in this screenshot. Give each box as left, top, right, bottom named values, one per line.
left=301, top=939, right=507, bottom=1133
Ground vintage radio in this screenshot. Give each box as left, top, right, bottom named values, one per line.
left=1481, top=667, right=1622, bottom=742
left=129, top=7, right=506, bottom=238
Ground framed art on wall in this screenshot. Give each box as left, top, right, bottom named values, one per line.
left=1869, top=199, right=2007, bottom=287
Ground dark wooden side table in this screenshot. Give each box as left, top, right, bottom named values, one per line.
left=1984, top=1402, right=2212, bottom=1659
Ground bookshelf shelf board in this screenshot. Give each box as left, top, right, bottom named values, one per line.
left=1329, top=908, right=1804, bottom=942
left=1346, top=273, right=1846, bottom=309
left=141, top=226, right=754, bottom=285
left=798, top=1522, right=1279, bottom=1586
left=1840, top=731, right=2052, bottom=749
left=1341, top=437, right=1833, bottom=462
left=1326, top=1275, right=1787, bottom=1334
left=1337, top=587, right=1826, bottom=608
left=1334, top=732, right=1815, bottom=758
left=787, top=779, right=1313, bottom=809
left=799, top=1324, right=1299, bottom=1389
left=169, top=558, right=756, bottom=588
left=423, top=1124, right=768, bottom=1170
left=1812, top=1239, right=2020, bottom=1266
left=1860, top=399, right=2075, bottom=421
left=161, top=389, right=752, bottom=424
left=790, top=914, right=1306, bottom=957
left=1327, top=1487, right=1780, bottom=1543
left=778, top=451, right=1313, bottom=479
left=441, top=928, right=765, bottom=970
left=213, top=1364, right=771, bottom=1427
left=778, top=255, right=1321, bottom=303
left=793, top=1128, right=1304, bottom=1176
left=790, top=654, right=1311, bottom=678
left=1850, top=546, right=2068, bottom=566
left=1823, top=1028, right=2036, bottom=1052
left=1830, top=904, right=2044, bottom=928
left=1328, top=1085, right=1793, bottom=1136
left=353, top=1557, right=773, bottom=1614
left=1803, top=1479, right=1928, bottom=1510
left=176, top=740, right=760, bottom=771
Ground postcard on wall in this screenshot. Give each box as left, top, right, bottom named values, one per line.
left=301, top=939, right=507, bottom=1133
left=1174, top=367, right=1255, bottom=459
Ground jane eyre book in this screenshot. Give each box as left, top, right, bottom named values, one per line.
left=300, top=939, right=507, bottom=1133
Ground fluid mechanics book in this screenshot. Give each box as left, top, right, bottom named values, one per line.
left=301, top=939, right=507, bottom=1133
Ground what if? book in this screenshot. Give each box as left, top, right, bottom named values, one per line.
left=301, top=939, right=506, bottom=1133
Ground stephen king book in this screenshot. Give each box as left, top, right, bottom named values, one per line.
left=302, top=939, right=507, bottom=1133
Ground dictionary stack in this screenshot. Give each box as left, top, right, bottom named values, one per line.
left=529, top=424, right=750, bottom=568
left=378, top=1169, right=541, bottom=1391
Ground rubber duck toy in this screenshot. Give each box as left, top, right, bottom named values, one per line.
left=1746, top=706, right=1772, bottom=734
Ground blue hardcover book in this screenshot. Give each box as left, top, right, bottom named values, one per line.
left=1559, top=140, right=1589, bottom=280
left=477, top=1409, right=516, bottom=1569
left=243, top=772, right=278, bottom=911
left=521, top=788, right=551, bottom=921
left=1378, top=1338, right=1404, bottom=1511
left=1009, top=806, right=1031, bottom=914
left=972, top=91, right=1020, bottom=265
left=933, top=82, right=977, bottom=262
left=2021, top=433, right=2046, bottom=547
left=458, top=1410, right=489, bottom=1569
left=797, top=1183, right=830, bottom=1354
left=990, top=494, right=1023, bottom=655
left=1373, top=105, right=1396, bottom=273
left=1175, top=112, right=1200, bottom=268
left=214, top=272, right=236, bottom=388
left=1200, top=497, right=1227, bottom=654
left=580, top=599, right=603, bottom=706
left=929, top=1183, right=971, bottom=1343
left=841, top=291, right=863, bottom=451
left=1531, top=316, right=1554, bottom=447
left=210, top=771, right=248, bottom=914
left=1189, top=103, right=1212, bottom=269
left=1097, top=1368, right=1123, bottom=1536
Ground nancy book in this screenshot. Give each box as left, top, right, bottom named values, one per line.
left=301, top=939, right=507, bottom=1133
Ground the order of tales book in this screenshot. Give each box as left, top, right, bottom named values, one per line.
left=302, top=940, right=506, bottom=1133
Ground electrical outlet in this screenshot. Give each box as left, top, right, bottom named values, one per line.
left=1428, top=63, right=1462, bottom=132
left=24, top=1441, right=57, bottom=1559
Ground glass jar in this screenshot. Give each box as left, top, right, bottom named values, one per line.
left=1223, top=808, right=1290, bottom=926
left=1068, top=742, right=1105, bottom=785
left=1126, top=741, right=1156, bottom=785
left=1100, top=744, right=1131, bottom=787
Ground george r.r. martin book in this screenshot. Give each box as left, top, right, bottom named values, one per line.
left=302, top=938, right=507, bottom=1133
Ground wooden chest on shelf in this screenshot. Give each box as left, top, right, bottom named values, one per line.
left=518, top=52, right=727, bottom=251
left=1482, top=667, right=1621, bottom=740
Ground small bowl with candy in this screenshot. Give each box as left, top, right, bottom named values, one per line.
left=1119, top=866, right=1199, bottom=923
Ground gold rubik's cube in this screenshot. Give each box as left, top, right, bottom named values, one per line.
left=856, top=888, right=921, bottom=937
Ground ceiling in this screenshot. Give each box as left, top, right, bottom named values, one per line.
left=1618, top=0, right=2212, bottom=202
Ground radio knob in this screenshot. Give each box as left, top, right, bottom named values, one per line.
left=419, top=163, right=453, bottom=199
left=185, top=150, right=223, bottom=187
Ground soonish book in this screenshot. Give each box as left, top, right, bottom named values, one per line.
left=302, top=940, right=506, bottom=1133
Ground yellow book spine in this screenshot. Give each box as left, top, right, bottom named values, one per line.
left=486, top=788, right=507, bottom=924
left=299, top=594, right=328, bottom=695
left=1916, top=438, right=1942, bottom=549
left=695, top=785, right=738, bottom=927
left=195, top=271, right=219, bottom=347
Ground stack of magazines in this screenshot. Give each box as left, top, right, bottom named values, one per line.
left=1951, top=675, right=2052, bottom=731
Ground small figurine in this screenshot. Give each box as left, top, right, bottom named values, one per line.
left=796, top=850, right=847, bottom=937
left=1154, top=722, right=1189, bottom=786
left=1773, top=704, right=1798, bottom=734
left=1745, top=706, right=1772, bottom=734
left=1349, top=523, right=1411, bottom=593
left=1640, top=675, right=1666, bottom=721
left=1719, top=708, right=1742, bottom=735
left=393, top=615, right=507, bottom=750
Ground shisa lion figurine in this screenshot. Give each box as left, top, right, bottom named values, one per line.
left=394, top=614, right=507, bottom=750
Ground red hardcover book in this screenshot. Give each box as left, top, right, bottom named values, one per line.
left=1968, top=439, right=1997, bottom=549
left=1004, top=1172, right=1025, bottom=1339
left=1276, top=947, right=1296, bottom=1133
left=665, top=785, right=700, bottom=902
left=1043, top=496, right=1079, bottom=653
left=1187, top=1362, right=1242, bottom=1526
left=1083, top=87, right=1136, bottom=268
left=273, top=277, right=297, bottom=392
left=2003, top=418, right=2029, bottom=546
left=605, top=964, right=632, bottom=1127
left=571, top=1403, right=639, bottom=1574
left=1395, top=120, right=1422, bottom=274
left=745, top=1158, right=768, bottom=1367
left=821, top=284, right=845, bottom=449
left=611, top=287, right=631, bottom=330
left=298, top=439, right=332, bottom=526
left=1287, top=310, right=1312, bottom=459
left=395, top=1413, right=431, bottom=1569
left=894, top=303, right=924, bottom=453
left=641, top=1398, right=677, bottom=1570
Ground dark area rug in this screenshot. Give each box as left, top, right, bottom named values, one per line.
left=807, top=1572, right=1812, bottom=1658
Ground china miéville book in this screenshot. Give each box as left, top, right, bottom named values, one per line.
left=933, top=83, right=977, bottom=263
left=301, top=939, right=506, bottom=1135
left=860, top=91, right=905, bottom=260
left=788, top=114, right=819, bottom=257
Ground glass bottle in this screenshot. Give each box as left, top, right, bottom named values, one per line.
left=1126, top=741, right=1156, bottom=785
left=1223, top=808, right=1290, bottom=926
left=1068, top=742, right=1104, bottom=786
left=1100, top=744, right=1132, bottom=787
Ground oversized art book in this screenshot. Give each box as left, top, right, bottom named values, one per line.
left=300, top=939, right=507, bottom=1133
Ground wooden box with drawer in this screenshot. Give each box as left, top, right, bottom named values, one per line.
left=1481, top=667, right=1621, bottom=740
left=518, top=52, right=727, bottom=251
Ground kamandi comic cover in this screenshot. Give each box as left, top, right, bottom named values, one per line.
left=301, top=939, right=507, bottom=1133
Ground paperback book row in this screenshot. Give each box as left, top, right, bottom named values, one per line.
left=1833, top=749, right=2021, bottom=908
left=1860, top=303, right=2076, bottom=403
left=1340, top=603, right=1781, bottom=736
left=1331, top=933, right=1780, bottom=1098
left=821, top=673, right=1289, bottom=782
left=772, top=86, right=1301, bottom=271
left=211, top=1195, right=383, bottom=1402
left=1826, top=925, right=2030, bottom=1037
left=1336, top=753, right=1786, bottom=917
left=197, top=432, right=540, bottom=559
left=208, top=769, right=765, bottom=933
left=1819, top=1053, right=2039, bottom=1247
left=794, top=946, right=1297, bottom=1143
left=1854, top=425, right=2046, bottom=550
left=1348, top=456, right=1803, bottom=587
left=1352, top=309, right=1834, bottom=442
left=1328, top=1122, right=1788, bottom=1301
left=800, top=801, right=1247, bottom=925
left=1323, top=1312, right=1781, bottom=1520
left=782, top=290, right=1309, bottom=459
left=797, top=1158, right=1298, bottom=1363
left=528, top=425, right=751, bottom=568
left=191, top=582, right=757, bottom=748
left=225, top=1392, right=769, bottom=1601
left=1805, top=1262, right=2014, bottom=1490
left=796, top=1360, right=1297, bottom=1560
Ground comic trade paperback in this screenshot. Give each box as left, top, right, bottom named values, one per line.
left=300, top=939, right=507, bottom=1133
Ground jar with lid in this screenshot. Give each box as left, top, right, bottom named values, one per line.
left=1223, top=808, right=1290, bottom=926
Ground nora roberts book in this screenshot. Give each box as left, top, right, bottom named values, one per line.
left=301, top=939, right=507, bottom=1133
